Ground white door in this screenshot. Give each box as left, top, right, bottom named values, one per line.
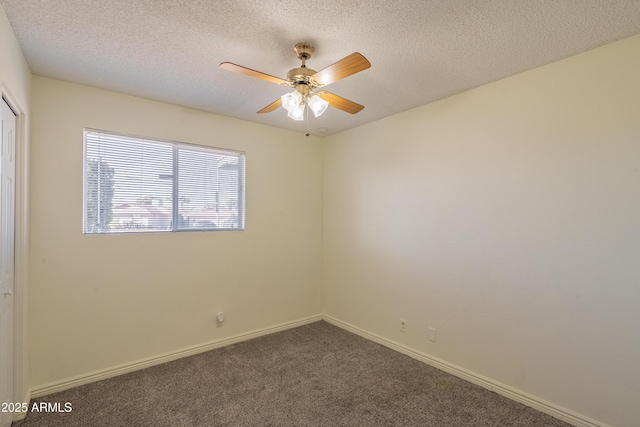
left=0, top=98, right=16, bottom=427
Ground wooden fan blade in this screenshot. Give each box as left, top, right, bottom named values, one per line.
left=312, top=53, right=371, bottom=86
left=258, top=98, right=282, bottom=114
left=220, top=62, right=289, bottom=85
left=317, top=91, right=364, bottom=114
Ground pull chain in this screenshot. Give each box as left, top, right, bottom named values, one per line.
left=305, top=103, right=310, bottom=137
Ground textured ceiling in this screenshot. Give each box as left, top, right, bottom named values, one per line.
left=2, top=1, right=640, bottom=136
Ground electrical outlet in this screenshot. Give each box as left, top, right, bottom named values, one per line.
left=400, top=319, right=407, bottom=333
left=216, top=312, right=225, bottom=327
left=428, top=327, right=437, bottom=342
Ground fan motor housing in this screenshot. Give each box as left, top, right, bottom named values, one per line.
left=287, top=67, right=318, bottom=87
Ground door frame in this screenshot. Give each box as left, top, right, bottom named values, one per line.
left=1, top=82, right=29, bottom=421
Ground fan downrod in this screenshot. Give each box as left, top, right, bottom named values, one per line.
left=287, top=42, right=318, bottom=86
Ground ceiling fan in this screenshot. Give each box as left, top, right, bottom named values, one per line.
left=220, top=42, right=371, bottom=121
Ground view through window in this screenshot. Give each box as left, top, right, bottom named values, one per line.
left=84, top=129, right=245, bottom=233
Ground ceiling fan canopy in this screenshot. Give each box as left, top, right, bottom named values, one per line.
left=220, top=42, right=371, bottom=120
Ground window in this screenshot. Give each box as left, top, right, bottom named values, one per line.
left=83, top=129, right=245, bottom=234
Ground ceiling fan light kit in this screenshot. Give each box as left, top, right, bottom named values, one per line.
left=307, top=94, right=329, bottom=117
left=220, top=42, right=370, bottom=125
left=281, top=90, right=302, bottom=111
left=282, top=90, right=328, bottom=121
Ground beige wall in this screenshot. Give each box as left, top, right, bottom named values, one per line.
left=1, top=4, right=31, bottom=407
left=323, top=34, right=640, bottom=427
left=29, top=77, right=323, bottom=387
left=0, top=7, right=30, bottom=106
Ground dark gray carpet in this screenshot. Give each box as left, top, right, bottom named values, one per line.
left=13, top=321, right=570, bottom=426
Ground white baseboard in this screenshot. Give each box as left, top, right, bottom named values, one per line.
left=12, top=388, right=31, bottom=421
left=31, top=314, right=323, bottom=398
left=322, top=315, right=608, bottom=427
left=26, top=313, right=607, bottom=427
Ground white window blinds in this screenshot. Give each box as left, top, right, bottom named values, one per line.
left=177, top=147, right=244, bottom=230
left=84, top=129, right=245, bottom=234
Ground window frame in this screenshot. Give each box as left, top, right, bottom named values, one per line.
left=82, top=128, right=245, bottom=234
